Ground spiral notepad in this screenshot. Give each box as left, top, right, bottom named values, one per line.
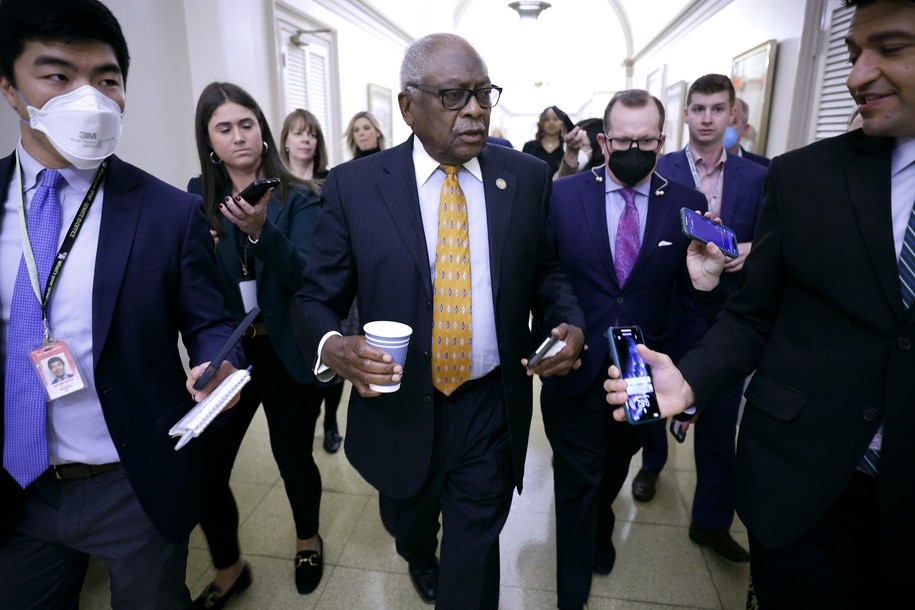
left=169, top=367, right=252, bottom=450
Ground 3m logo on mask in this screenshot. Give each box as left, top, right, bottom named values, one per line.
left=80, top=132, right=98, bottom=140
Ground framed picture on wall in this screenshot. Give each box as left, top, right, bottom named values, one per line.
left=731, top=40, right=778, bottom=155
left=367, top=83, right=393, bottom=147
left=645, top=65, right=666, bottom=101
left=663, top=80, right=686, bottom=154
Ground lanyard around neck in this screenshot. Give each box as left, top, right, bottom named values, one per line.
left=684, top=145, right=725, bottom=215
left=15, top=152, right=107, bottom=342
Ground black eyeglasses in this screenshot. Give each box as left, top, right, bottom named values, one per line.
left=605, top=136, right=663, bottom=152
left=408, top=83, right=503, bottom=110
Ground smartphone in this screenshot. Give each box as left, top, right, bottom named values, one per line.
left=680, top=207, right=740, bottom=258
left=237, top=177, right=280, bottom=203
left=606, top=326, right=662, bottom=425
left=527, top=335, right=564, bottom=368
left=669, top=417, right=688, bottom=443
left=193, top=307, right=260, bottom=391
left=551, top=105, right=575, bottom=133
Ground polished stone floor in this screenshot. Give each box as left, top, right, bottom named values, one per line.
left=79, top=380, right=750, bottom=609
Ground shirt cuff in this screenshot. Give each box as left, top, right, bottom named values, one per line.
left=314, top=331, right=342, bottom=382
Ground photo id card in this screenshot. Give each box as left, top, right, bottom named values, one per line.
left=239, top=279, right=259, bottom=314
left=30, top=340, right=86, bottom=401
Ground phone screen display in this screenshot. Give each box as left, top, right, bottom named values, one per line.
left=606, top=326, right=661, bottom=425
left=680, top=208, right=739, bottom=258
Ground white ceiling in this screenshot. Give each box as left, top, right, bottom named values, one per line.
left=366, top=0, right=694, bottom=114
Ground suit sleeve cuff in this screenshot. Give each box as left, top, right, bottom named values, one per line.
left=314, top=331, right=342, bottom=382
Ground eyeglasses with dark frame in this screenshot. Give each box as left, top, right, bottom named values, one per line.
left=604, top=136, right=663, bottom=152
left=408, top=83, right=503, bottom=110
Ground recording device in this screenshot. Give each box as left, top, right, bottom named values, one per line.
left=606, top=326, right=662, bottom=425
left=527, top=335, right=566, bottom=368
left=669, top=417, right=688, bottom=443
left=237, top=178, right=280, bottom=203
left=192, top=306, right=260, bottom=391
left=551, top=105, right=576, bottom=133
left=679, top=207, right=740, bottom=258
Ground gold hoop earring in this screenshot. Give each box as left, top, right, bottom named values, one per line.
left=262, top=141, right=269, bottom=155
left=209, top=151, right=222, bottom=165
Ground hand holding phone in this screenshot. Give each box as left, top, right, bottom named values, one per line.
left=551, top=106, right=575, bottom=133
left=238, top=178, right=280, bottom=203
left=527, top=335, right=566, bottom=368
left=680, top=207, right=739, bottom=258
left=606, top=326, right=662, bottom=425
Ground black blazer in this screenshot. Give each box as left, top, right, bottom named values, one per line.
left=1, top=154, right=240, bottom=542
left=678, top=130, right=915, bottom=582
left=188, top=178, right=320, bottom=383
left=292, top=136, right=584, bottom=499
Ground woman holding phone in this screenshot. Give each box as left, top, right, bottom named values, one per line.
left=188, top=82, right=326, bottom=607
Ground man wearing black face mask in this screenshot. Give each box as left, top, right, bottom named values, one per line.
left=538, top=89, right=707, bottom=610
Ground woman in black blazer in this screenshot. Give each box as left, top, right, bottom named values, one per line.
left=188, top=82, right=326, bottom=607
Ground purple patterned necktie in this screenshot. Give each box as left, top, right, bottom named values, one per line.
left=614, top=187, right=640, bottom=286
left=4, top=169, right=63, bottom=487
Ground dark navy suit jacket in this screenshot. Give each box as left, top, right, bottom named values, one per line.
left=740, top=146, right=770, bottom=168
left=543, top=170, right=708, bottom=397
left=678, top=130, right=915, bottom=582
left=0, top=154, right=240, bottom=542
left=656, top=149, right=766, bottom=293
left=292, top=136, right=584, bottom=499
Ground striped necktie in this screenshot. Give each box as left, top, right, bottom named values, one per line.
left=4, top=169, right=63, bottom=487
left=858, top=199, right=915, bottom=478
left=431, top=164, right=472, bottom=395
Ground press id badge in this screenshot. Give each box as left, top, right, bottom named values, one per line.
left=30, top=340, right=86, bottom=401
left=239, top=279, right=259, bottom=313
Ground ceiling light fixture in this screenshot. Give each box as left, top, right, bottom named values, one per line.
left=508, top=1, right=552, bottom=21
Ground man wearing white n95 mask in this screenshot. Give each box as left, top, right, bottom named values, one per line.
left=0, top=0, right=241, bottom=607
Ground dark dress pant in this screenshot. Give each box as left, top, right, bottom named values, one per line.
left=541, top=377, right=642, bottom=610
left=750, top=472, right=905, bottom=608
left=199, top=334, right=323, bottom=568
left=0, top=466, right=191, bottom=609
left=379, top=371, right=514, bottom=610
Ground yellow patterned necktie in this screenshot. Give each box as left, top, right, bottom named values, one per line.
left=432, top=164, right=472, bottom=395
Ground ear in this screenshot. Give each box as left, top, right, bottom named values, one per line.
left=0, top=75, right=21, bottom=114
left=682, top=105, right=688, bottom=121
left=398, top=91, right=413, bottom=128
left=597, top=132, right=611, bottom=158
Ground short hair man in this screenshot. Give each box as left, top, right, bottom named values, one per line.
left=0, top=0, right=241, bottom=606
left=633, top=73, right=766, bottom=562
left=728, top=98, right=770, bottom=167
left=606, top=0, right=915, bottom=604
left=541, top=89, right=707, bottom=609
left=292, top=33, right=585, bottom=609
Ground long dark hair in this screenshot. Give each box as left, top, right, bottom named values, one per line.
left=193, top=81, right=310, bottom=231
left=280, top=108, right=329, bottom=177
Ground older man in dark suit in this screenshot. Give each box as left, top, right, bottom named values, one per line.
left=292, top=33, right=584, bottom=609
left=606, top=0, right=915, bottom=605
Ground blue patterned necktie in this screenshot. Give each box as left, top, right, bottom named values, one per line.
left=4, top=169, right=63, bottom=487
left=615, top=188, right=640, bottom=285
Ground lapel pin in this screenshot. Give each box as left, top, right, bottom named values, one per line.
left=496, top=178, right=507, bottom=190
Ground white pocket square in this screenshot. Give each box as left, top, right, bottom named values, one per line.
left=658, top=240, right=673, bottom=247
